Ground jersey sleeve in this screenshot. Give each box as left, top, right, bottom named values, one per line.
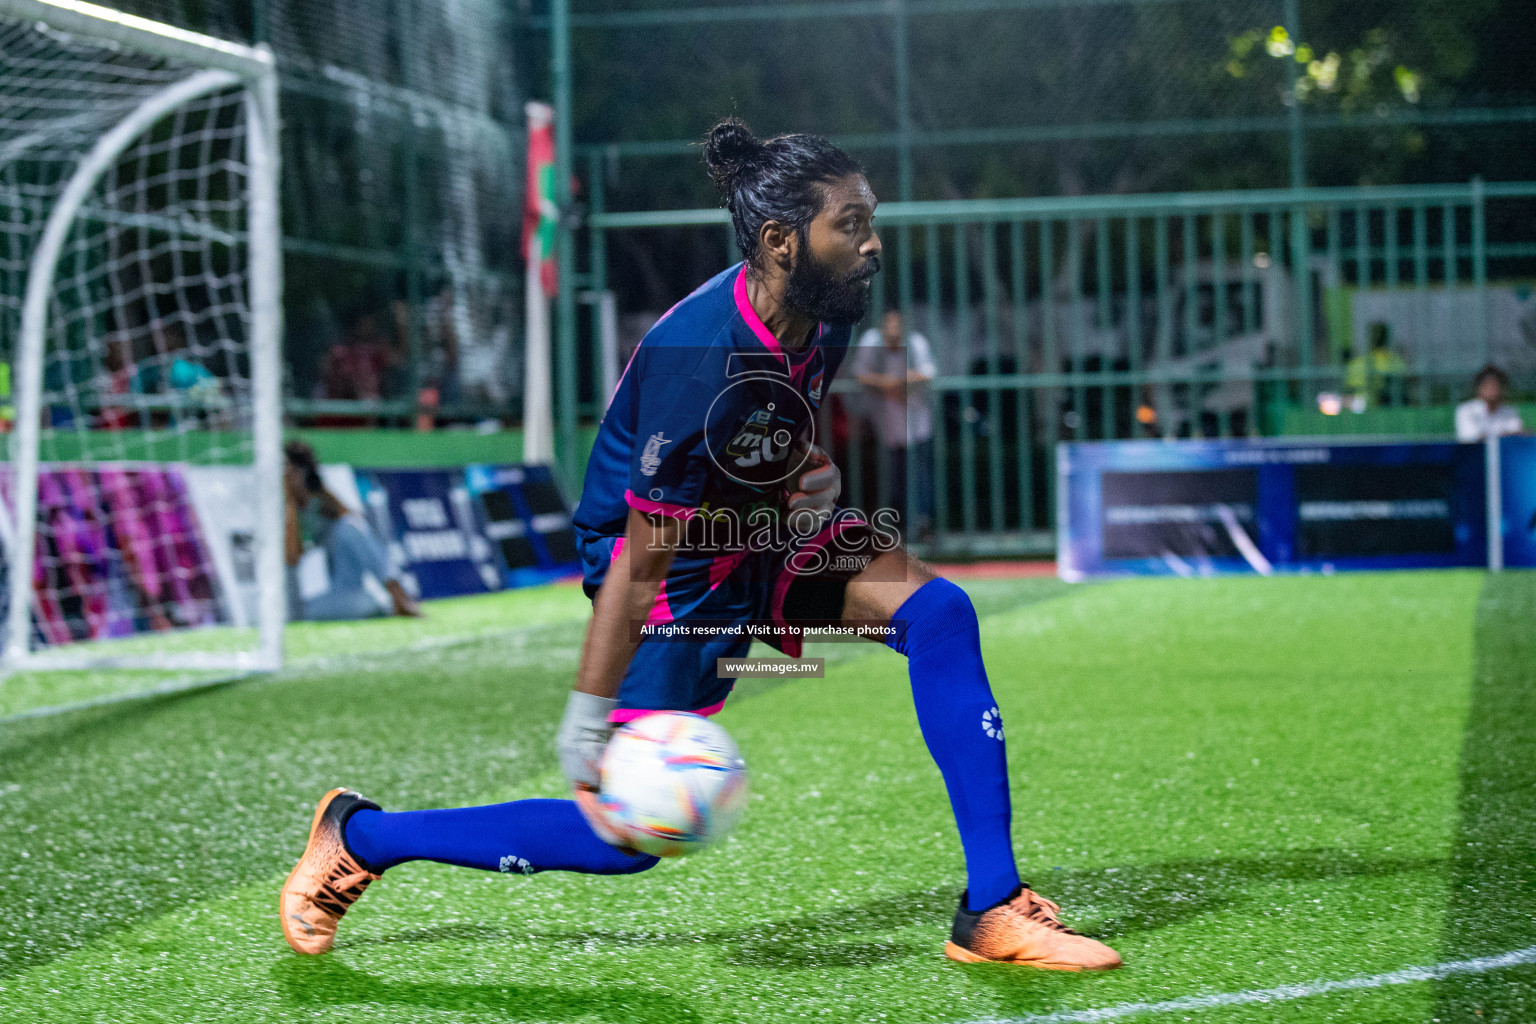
left=626, top=370, right=711, bottom=519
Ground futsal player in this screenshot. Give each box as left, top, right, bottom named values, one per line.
left=279, top=118, right=1121, bottom=972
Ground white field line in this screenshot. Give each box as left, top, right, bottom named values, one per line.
left=970, top=945, right=1536, bottom=1024
left=0, top=621, right=582, bottom=726
left=0, top=670, right=259, bottom=724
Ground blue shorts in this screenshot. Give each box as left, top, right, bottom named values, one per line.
left=575, top=510, right=886, bottom=719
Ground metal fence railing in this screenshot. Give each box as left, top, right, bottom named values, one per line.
left=587, top=180, right=1536, bottom=556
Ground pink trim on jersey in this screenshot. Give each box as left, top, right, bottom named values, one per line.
left=625, top=489, right=698, bottom=521
left=733, top=265, right=785, bottom=360
left=734, top=266, right=826, bottom=385
left=611, top=536, right=625, bottom=561
left=768, top=515, right=868, bottom=658
left=645, top=577, right=673, bottom=625
left=708, top=549, right=750, bottom=592
left=609, top=699, right=727, bottom=724
left=787, top=323, right=825, bottom=389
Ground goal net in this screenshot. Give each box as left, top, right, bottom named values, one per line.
left=0, top=0, right=283, bottom=671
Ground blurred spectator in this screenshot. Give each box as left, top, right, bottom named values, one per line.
left=1345, top=323, right=1407, bottom=407
left=390, top=287, right=461, bottom=430
left=854, top=308, right=935, bottom=535
left=423, top=285, right=461, bottom=406
left=1456, top=365, right=1523, bottom=442
left=322, top=309, right=399, bottom=401
left=102, top=322, right=226, bottom=428
left=136, top=322, right=217, bottom=394
left=458, top=318, right=512, bottom=407
left=161, top=323, right=228, bottom=427
left=96, top=335, right=136, bottom=430
left=283, top=441, right=421, bottom=621
left=164, top=329, right=217, bottom=396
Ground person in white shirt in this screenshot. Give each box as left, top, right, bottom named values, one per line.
left=853, top=309, right=936, bottom=535
left=1455, top=365, right=1523, bottom=442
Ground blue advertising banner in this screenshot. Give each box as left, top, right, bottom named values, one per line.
left=1059, top=439, right=1488, bottom=579
left=352, top=464, right=579, bottom=600
left=353, top=467, right=500, bottom=600
left=1498, top=436, right=1536, bottom=569
left=464, top=464, right=581, bottom=588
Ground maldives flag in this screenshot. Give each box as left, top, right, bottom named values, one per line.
left=522, top=102, right=558, bottom=296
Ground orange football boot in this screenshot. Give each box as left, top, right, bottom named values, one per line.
left=280, top=788, right=382, bottom=954
left=945, top=885, right=1122, bottom=971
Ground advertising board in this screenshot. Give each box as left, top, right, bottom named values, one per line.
left=1059, top=439, right=1489, bottom=578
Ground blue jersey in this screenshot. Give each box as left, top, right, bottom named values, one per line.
left=573, top=263, right=850, bottom=545
left=569, top=263, right=856, bottom=716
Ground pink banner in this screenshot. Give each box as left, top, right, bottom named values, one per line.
left=2, top=466, right=225, bottom=646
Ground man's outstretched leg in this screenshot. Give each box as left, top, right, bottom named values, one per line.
left=280, top=789, right=655, bottom=954
left=847, top=553, right=1121, bottom=971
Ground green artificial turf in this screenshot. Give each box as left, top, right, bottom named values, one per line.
left=0, top=585, right=595, bottom=719
left=0, top=570, right=1530, bottom=1023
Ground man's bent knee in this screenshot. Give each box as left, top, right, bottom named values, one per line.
left=884, top=577, right=977, bottom=657
left=842, top=548, right=938, bottom=624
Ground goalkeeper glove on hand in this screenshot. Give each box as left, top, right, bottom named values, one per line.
left=556, top=689, right=617, bottom=791
left=785, top=444, right=841, bottom=530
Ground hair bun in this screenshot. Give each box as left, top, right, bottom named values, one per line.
left=704, top=117, right=765, bottom=196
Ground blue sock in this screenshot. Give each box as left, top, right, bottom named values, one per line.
left=343, top=798, right=659, bottom=876
left=887, top=577, right=1021, bottom=911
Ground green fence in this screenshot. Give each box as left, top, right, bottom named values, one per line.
left=110, top=0, right=526, bottom=420
left=586, top=179, right=1536, bottom=556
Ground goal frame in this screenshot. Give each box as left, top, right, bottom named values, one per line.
left=0, top=0, right=285, bottom=672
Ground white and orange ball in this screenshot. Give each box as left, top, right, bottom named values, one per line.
left=598, top=712, right=748, bottom=858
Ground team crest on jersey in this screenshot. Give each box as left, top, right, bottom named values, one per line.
left=807, top=369, right=825, bottom=406
left=639, top=431, right=670, bottom=476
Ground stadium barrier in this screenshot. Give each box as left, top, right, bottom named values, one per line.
left=0, top=462, right=577, bottom=650
left=587, top=181, right=1536, bottom=558
left=1059, top=434, right=1536, bottom=578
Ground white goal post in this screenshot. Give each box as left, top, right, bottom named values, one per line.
left=0, top=0, right=284, bottom=671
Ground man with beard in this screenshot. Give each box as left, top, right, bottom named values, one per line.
left=279, top=119, right=1121, bottom=972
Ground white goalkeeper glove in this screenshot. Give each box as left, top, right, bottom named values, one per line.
left=555, top=689, right=617, bottom=791
left=557, top=691, right=632, bottom=848
left=785, top=444, right=841, bottom=530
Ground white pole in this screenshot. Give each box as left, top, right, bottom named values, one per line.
left=246, top=58, right=285, bottom=671
left=579, top=289, right=619, bottom=412
left=598, top=290, right=619, bottom=411
left=1486, top=434, right=1503, bottom=573
left=522, top=102, right=556, bottom=466
left=3, top=69, right=239, bottom=667
left=523, top=258, right=554, bottom=464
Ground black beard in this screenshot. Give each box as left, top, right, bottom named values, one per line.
left=783, top=246, right=880, bottom=326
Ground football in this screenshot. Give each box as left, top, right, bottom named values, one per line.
left=598, top=712, right=749, bottom=858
